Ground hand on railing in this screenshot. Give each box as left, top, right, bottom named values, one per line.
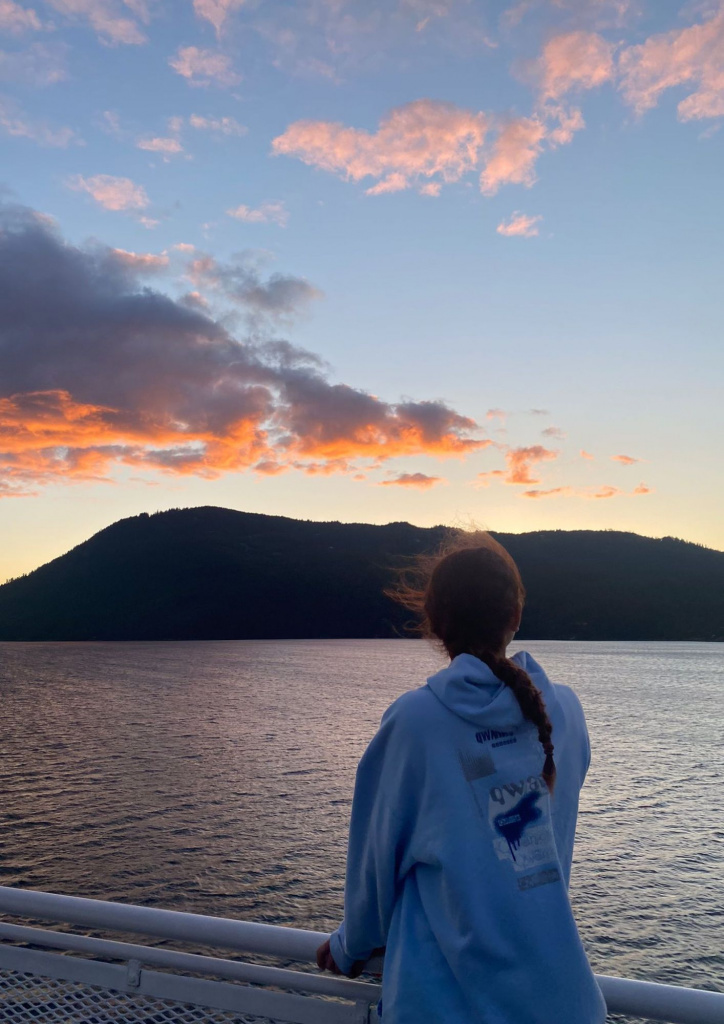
left=316, top=938, right=385, bottom=979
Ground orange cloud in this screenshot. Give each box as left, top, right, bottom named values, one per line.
left=497, top=211, right=542, bottom=237
left=590, top=484, right=623, bottom=499
left=505, top=444, right=558, bottom=484
left=633, top=483, right=652, bottom=495
left=611, top=453, right=640, bottom=465
left=0, top=201, right=486, bottom=497
left=536, top=31, right=615, bottom=100
left=68, top=174, right=149, bottom=212
left=475, top=469, right=506, bottom=487
left=380, top=472, right=445, bottom=489
left=169, top=46, right=241, bottom=88
left=522, top=486, right=572, bottom=499
left=619, top=6, right=724, bottom=120
left=272, top=99, right=489, bottom=195
left=580, top=449, right=594, bottom=459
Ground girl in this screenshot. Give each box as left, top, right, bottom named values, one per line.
left=317, top=532, right=606, bottom=1024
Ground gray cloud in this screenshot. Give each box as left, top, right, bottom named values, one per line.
left=0, top=201, right=483, bottom=494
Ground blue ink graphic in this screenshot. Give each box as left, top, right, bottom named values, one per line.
left=493, top=791, right=543, bottom=861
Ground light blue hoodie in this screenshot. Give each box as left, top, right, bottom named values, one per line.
left=329, top=651, right=606, bottom=1024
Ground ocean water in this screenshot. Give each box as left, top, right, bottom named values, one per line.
left=0, top=639, right=722, bottom=1003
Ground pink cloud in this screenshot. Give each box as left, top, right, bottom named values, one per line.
left=0, top=1, right=42, bottom=33
left=633, top=483, right=652, bottom=495
left=45, top=0, right=146, bottom=45
left=619, top=5, right=724, bottom=121
left=541, top=425, right=566, bottom=438
left=537, top=31, right=615, bottom=100
left=580, top=449, right=594, bottom=460
left=497, top=211, right=542, bottom=237
left=486, top=407, right=507, bottom=420
left=505, top=444, right=558, bottom=484
left=169, top=46, right=241, bottom=88
left=67, top=174, right=150, bottom=212
left=227, top=201, right=288, bottom=226
left=611, top=453, right=639, bottom=465
left=136, top=135, right=184, bottom=155
left=272, top=99, right=489, bottom=195
left=109, top=248, right=169, bottom=270
left=192, top=0, right=245, bottom=34
left=381, top=472, right=445, bottom=489
left=480, top=115, right=546, bottom=194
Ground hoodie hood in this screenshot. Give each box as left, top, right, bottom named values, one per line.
left=426, top=650, right=557, bottom=730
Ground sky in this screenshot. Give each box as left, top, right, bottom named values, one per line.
left=1, top=0, right=723, bottom=580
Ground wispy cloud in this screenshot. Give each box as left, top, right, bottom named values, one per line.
left=522, top=486, right=572, bottom=498
left=136, top=135, right=184, bottom=156
left=380, top=472, right=445, bottom=489
left=0, top=94, right=79, bottom=146
left=0, top=0, right=43, bottom=34
left=0, top=201, right=486, bottom=497
left=45, top=0, right=147, bottom=45
left=580, top=448, right=594, bottom=459
left=189, top=113, right=247, bottom=135
left=273, top=99, right=489, bottom=197
left=67, top=174, right=150, bottom=212
left=226, top=201, right=288, bottom=226
left=611, top=453, right=640, bottom=465
left=169, top=46, right=241, bottom=87
left=619, top=5, right=724, bottom=121
left=109, top=247, right=169, bottom=271
left=192, top=0, right=246, bottom=35
left=0, top=41, right=68, bottom=85
left=497, top=211, right=542, bottom=237
left=541, top=425, right=566, bottom=438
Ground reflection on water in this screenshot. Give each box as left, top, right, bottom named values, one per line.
left=0, top=639, right=722, bottom=993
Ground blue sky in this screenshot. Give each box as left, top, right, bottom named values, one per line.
left=1, top=0, right=723, bottom=579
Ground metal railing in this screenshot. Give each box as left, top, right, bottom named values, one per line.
left=0, top=886, right=722, bottom=1024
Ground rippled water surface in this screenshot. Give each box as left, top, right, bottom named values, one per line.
left=0, top=639, right=722, bottom=997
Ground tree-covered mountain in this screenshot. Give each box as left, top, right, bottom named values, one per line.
left=0, top=507, right=722, bottom=641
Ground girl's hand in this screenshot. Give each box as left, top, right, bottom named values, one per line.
left=316, top=938, right=341, bottom=974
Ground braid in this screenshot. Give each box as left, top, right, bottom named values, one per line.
left=480, top=654, right=556, bottom=795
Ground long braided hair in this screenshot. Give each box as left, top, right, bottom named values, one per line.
left=389, top=531, right=556, bottom=793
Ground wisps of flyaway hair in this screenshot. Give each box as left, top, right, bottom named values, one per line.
left=0, top=201, right=485, bottom=497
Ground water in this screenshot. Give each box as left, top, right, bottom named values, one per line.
left=0, top=639, right=722, bottom=997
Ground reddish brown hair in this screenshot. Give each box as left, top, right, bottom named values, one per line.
left=389, top=531, right=556, bottom=793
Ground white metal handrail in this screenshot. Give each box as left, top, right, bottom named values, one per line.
left=0, top=886, right=722, bottom=1024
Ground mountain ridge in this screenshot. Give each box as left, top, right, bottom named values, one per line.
left=0, top=506, right=722, bottom=641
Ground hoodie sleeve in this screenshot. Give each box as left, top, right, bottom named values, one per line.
left=329, top=697, right=423, bottom=975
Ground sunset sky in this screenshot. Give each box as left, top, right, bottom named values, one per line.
left=1, top=0, right=723, bottom=580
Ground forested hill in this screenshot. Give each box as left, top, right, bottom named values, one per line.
left=0, top=507, right=722, bottom=641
